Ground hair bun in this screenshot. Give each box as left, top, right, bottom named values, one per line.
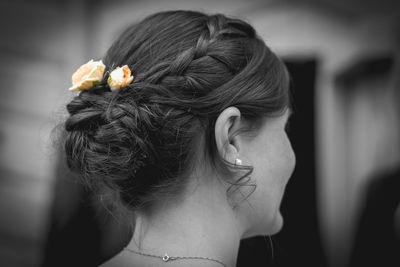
left=64, top=88, right=154, bottom=200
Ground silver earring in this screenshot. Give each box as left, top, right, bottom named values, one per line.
left=235, top=158, right=242, bottom=166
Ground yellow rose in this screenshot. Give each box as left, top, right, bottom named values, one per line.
left=69, top=59, right=106, bottom=91
left=107, top=65, right=134, bottom=91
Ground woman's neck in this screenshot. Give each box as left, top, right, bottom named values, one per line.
left=126, top=179, right=245, bottom=267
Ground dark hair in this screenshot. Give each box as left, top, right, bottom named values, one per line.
left=63, top=10, right=290, bottom=215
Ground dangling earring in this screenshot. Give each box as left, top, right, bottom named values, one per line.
left=235, top=158, right=242, bottom=166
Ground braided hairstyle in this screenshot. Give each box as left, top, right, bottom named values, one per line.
left=64, top=10, right=290, bottom=214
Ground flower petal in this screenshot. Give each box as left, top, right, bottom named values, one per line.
left=108, top=65, right=134, bottom=91
left=70, top=59, right=105, bottom=91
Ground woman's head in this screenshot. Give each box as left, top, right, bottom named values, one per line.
left=63, top=10, right=293, bottom=234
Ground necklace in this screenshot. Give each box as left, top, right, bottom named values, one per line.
left=124, top=247, right=228, bottom=267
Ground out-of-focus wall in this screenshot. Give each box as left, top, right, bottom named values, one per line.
left=0, top=1, right=88, bottom=266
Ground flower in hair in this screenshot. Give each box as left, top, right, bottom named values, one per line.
left=69, top=59, right=106, bottom=91
left=107, top=65, right=134, bottom=91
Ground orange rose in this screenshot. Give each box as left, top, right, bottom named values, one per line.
left=107, top=65, right=134, bottom=91
left=69, top=59, right=105, bottom=91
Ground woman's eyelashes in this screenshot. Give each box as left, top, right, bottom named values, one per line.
left=284, top=115, right=292, bottom=134
left=285, top=121, right=290, bottom=133
left=284, top=109, right=293, bottom=133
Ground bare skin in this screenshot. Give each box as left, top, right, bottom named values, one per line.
left=101, top=107, right=295, bottom=267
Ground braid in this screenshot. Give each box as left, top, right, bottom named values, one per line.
left=137, top=14, right=250, bottom=86
left=132, top=15, right=252, bottom=113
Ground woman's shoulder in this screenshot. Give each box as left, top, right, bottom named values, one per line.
left=100, top=250, right=134, bottom=267
left=100, top=250, right=165, bottom=267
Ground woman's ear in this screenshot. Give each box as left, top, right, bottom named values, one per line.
left=214, top=107, right=242, bottom=164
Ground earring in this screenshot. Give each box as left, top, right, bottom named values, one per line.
left=235, top=158, right=242, bottom=166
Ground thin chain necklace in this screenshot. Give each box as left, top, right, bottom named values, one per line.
left=124, top=247, right=228, bottom=267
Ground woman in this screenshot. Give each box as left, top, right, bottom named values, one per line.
left=63, top=10, right=295, bottom=267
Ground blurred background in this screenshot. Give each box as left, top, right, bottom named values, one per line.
left=0, top=0, right=399, bottom=266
